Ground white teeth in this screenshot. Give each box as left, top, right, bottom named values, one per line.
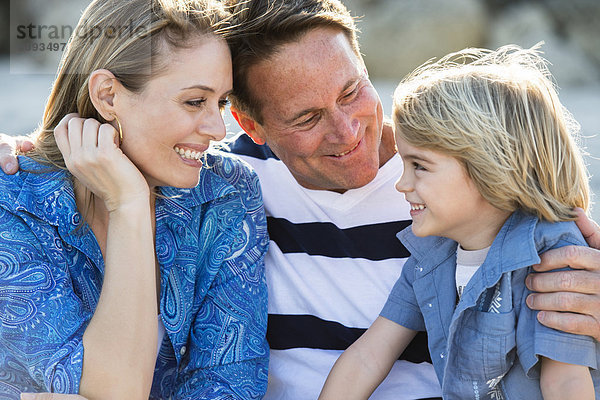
left=411, top=204, right=426, bottom=210
left=333, top=141, right=359, bottom=157
left=174, top=146, right=203, bottom=161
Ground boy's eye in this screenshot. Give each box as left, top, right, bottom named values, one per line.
left=413, top=162, right=426, bottom=171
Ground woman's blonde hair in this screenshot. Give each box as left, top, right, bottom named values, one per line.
left=393, top=44, right=590, bottom=222
left=29, top=0, right=230, bottom=169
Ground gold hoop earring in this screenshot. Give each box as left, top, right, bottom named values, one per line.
left=113, top=115, right=123, bottom=146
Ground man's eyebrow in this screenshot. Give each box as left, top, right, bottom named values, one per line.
left=285, top=77, right=362, bottom=125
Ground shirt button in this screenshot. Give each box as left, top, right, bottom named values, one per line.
left=440, top=353, right=445, bottom=359
left=427, top=303, right=432, bottom=308
left=180, top=346, right=187, bottom=356
left=418, top=266, right=423, bottom=272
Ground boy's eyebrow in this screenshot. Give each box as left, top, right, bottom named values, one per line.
left=402, top=153, right=434, bottom=164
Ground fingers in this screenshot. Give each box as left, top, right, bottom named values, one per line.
left=526, top=291, right=593, bottom=314
left=532, top=245, right=600, bottom=273
left=0, top=153, right=18, bottom=174
left=526, top=269, right=600, bottom=294
left=574, top=207, right=600, bottom=249
left=54, top=113, right=81, bottom=134
left=54, top=114, right=82, bottom=163
left=534, top=311, right=600, bottom=342
left=97, top=123, right=119, bottom=150
left=82, top=119, right=101, bottom=150
left=0, top=133, right=20, bottom=174
left=67, top=118, right=84, bottom=153
left=17, top=140, right=35, bottom=153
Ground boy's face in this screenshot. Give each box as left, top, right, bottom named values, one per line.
left=394, top=134, right=502, bottom=250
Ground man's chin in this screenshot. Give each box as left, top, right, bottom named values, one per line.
left=324, top=171, right=380, bottom=193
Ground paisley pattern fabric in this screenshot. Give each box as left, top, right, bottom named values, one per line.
left=0, top=153, right=269, bottom=399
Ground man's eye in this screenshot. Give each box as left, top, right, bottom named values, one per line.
left=298, top=114, right=319, bottom=127
left=343, top=85, right=359, bottom=101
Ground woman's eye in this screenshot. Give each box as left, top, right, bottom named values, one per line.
left=186, top=99, right=206, bottom=107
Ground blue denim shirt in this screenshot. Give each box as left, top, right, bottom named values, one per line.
left=0, top=153, right=269, bottom=399
left=381, top=211, right=600, bottom=399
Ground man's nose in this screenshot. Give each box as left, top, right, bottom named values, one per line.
left=328, top=109, right=359, bottom=143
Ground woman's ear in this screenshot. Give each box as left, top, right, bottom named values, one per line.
left=88, top=69, right=119, bottom=121
left=230, top=106, right=267, bottom=145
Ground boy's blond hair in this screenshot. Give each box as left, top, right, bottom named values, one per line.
left=393, top=45, right=590, bottom=222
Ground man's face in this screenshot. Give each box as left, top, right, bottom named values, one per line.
left=246, top=27, right=385, bottom=192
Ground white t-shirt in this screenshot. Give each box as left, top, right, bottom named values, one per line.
left=455, top=245, right=490, bottom=300
left=229, top=134, right=441, bottom=400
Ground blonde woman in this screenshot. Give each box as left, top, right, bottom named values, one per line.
left=0, top=0, right=268, bottom=399
left=320, top=46, right=598, bottom=399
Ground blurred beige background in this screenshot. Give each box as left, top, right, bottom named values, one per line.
left=1, top=0, right=600, bottom=218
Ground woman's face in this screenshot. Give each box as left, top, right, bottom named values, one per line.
left=116, top=35, right=232, bottom=189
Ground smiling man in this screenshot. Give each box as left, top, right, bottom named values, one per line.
left=2, top=0, right=600, bottom=399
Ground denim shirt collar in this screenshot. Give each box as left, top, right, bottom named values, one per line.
left=397, top=210, right=541, bottom=284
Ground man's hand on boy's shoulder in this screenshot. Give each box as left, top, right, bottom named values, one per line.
left=526, top=208, right=600, bottom=341
left=0, top=133, right=35, bottom=174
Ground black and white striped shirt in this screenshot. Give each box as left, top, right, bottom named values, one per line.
left=228, top=133, right=441, bottom=399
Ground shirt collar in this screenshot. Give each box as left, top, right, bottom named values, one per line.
left=13, top=157, right=105, bottom=271
left=158, top=153, right=238, bottom=210
left=397, top=211, right=540, bottom=280
left=14, top=156, right=81, bottom=230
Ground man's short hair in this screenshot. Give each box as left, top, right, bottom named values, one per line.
left=225, top=0, right=361, bottom=124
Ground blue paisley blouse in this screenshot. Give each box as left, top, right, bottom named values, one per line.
left=0, top=153, right=269, bottom=399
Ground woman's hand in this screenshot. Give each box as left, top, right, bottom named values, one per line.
left=526, top=208, right=600, bottom=340
left=54, top=113, right=149, bottom=212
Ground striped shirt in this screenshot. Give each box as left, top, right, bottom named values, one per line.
left=228, top=133, right=442, bottom=399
